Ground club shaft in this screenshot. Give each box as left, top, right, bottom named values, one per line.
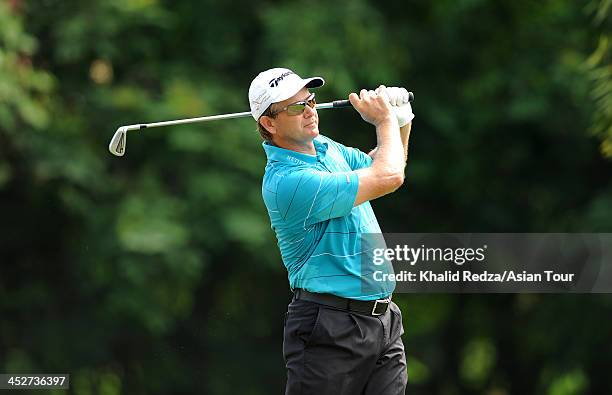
left=123, top=101, right=345, bottom=131
left=122, top=92, right=413, bottom=131
left=139, top=111, right=252, bottom=129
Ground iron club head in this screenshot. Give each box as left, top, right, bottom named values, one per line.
left=109, top=126, right=127, bottom=156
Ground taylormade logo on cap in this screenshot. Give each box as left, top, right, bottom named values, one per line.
left=248, top=67, right=325, bottom=121
left=269, top=71, right=295, bottom=87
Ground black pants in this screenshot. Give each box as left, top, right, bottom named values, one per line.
left=283, top=297, right=408, bottom=395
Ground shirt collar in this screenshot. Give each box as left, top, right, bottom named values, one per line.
left=263, top=136, right=329, bottom=165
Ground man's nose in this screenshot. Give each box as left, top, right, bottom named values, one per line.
left=303, top=103, right=316, bottom=118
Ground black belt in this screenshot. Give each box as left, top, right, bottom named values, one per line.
left=293, top=289, right=391, bottom=316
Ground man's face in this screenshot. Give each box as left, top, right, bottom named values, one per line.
left=267, top=87, right=319, bottom=146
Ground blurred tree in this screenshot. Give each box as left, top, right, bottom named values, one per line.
left=583, top=0, right=611, bottom=158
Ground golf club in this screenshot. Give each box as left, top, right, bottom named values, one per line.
left=109, top=93, right=414, bottom=156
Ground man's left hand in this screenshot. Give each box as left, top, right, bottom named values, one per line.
left=377, top=86, right=414, bottom=127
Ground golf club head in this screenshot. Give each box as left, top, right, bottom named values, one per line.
left=109, top=127, right=127, bottom=156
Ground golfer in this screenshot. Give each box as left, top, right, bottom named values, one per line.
left=249, top=68, right=413, bottom=394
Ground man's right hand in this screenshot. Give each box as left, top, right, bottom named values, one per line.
left=348, top=86, right=396, bottom=128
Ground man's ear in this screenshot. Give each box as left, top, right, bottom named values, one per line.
left=260, top=116, right=277, bottom=136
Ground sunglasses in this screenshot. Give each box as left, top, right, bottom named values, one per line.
left=271, top=93, right=316, bottom=116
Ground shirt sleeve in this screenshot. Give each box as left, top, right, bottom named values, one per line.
left=329, top=138, right=373, bottom=170
left=342, top=145, right=373, bottom=170
left=276, top=169, right=359, bottom=227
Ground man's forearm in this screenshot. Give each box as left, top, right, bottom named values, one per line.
left=371, top=118, right=405, bottom=176
left=368, top=122, right=412, bottom=162
left=400, top=123, right=411, bottom=161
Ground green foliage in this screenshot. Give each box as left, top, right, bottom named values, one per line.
left=583, top=0, right=612, bottom=157
left=407, top=356, right=431, bottom=384
left=0, top=1, right=53, bottom=132
left=460, top=337, right=496, bottom=388
left=261, top=0, right=401, bottom=96
left=547, top=369, right=588, bottom=395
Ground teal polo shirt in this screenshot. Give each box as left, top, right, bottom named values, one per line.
left=262, top=134, right=395, bottom=301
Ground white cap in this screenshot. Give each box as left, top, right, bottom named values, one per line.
left=248, top=68, right=324, bottom=121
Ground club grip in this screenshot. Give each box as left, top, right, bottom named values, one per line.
left=332, top=100, right=352, bottom=108
left=332, top=92, right=414, bottom=108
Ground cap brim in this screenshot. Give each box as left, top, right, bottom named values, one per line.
left=304, top=77, right=325, bottom=88
left=272, top=76, right=326, bottom=105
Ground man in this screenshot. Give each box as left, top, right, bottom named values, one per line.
left=248, top=68, right=414, bottom=395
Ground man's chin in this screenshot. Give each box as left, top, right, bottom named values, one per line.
left=305, top=125, right=319, bottom=137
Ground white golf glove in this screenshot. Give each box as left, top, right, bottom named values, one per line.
left=380, top=87, right=414, bottom=127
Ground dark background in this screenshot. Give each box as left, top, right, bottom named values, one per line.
left=1, top=0, right=611, bottom=393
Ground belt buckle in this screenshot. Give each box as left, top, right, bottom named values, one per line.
left=371, top=298, right=390, bottom=316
